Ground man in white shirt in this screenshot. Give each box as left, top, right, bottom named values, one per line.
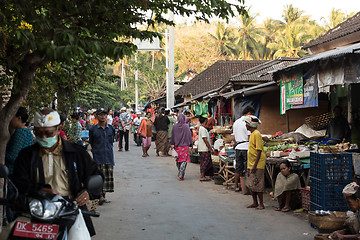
left=198, top=116, right=214, bottom=181
left=232, top=106, right=255, bottom=192
left=133, top=111, right=142, bottom=126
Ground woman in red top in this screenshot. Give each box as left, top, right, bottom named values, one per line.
left=139, top=112, right=153, bottom=157
left=205, top=112, right=216, bottom=131
left=59, top=114, right=67, bottom=140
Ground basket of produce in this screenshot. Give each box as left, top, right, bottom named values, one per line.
left=308, top=211, right=347, bottom=231
left=223, top=133, right=235, bottom=143
left=211, top=126, right=232, bottom=134
left=263, top=144, right=298, bottom=152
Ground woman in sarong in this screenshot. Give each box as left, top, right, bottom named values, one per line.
left=154, top=108, right=170, bottom=156
left=171, top=114, right=193, bottom=180
left=274, top=160, right=301, bottom=212
left=330, top=182, right=360, bottom=239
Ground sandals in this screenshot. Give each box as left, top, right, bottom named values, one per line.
left=281, top=207, right=291, bottom=212
left=246, top=204, right=258, bottom=208
left=274, top=207, right=291, bottom=212
left=200, top=178, right=211, bottom=182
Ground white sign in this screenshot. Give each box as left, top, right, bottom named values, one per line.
left=133, top=38, right=161, bottom=51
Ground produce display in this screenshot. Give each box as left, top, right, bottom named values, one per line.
left=264, top=144, right=298, bottom=152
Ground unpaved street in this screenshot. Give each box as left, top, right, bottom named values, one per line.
left=92, top=143, right=316, bottom=240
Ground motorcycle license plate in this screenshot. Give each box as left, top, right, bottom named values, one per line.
left=13, top=221, right=59, bottom=239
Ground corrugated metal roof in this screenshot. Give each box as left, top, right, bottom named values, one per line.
left=302, top=12, right=360, bottom=49
left=149, top=95, right=166, bottom=104
left=175, top=60, right=266, bottom=97
left=230, top=58, right=299, bottom=82
left=270, top=42, right=360, bottom=74
left=220, top=81, right=278, bottom=99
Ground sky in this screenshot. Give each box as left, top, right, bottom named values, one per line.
left=174, top=0, right=359, bottom=25
left=239, top=0, right=359, bottom=22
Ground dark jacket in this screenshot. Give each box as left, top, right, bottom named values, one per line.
left=154, top=114, right=170, bottom=131
left=13, top=138, right=103, bottom=236
left=13, top=138, right=102, bottom=197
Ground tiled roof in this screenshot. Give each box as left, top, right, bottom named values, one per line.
left=302, top=12, right=360, bottom=49
left=175, top=60, right=266, bottom=97
left=230, top=58, right=299, bottom=82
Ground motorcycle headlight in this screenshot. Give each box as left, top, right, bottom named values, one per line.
left=29, top=199, right=43, bottom=218
left=29, top=199, right=62, bottom=220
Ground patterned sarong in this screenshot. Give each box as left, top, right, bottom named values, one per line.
left=155, top=130, right=168, bottom=153
left=175, top=146, right=190, bottom=163
left=199, top=151, right=214, bottom=177
left=99, top=164, right=114, bottom=192
left=246, top=169, right=265, bottom=193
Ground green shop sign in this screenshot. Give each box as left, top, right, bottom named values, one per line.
left=280, top=69, right=303, bottom=115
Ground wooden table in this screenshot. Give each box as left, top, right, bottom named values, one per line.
left=218, top=155, right=235, bottom=189
left=265, top=157, right=310, bottom=190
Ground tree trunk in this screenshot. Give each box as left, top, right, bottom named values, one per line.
left=0, top=52, right=47, bottom=230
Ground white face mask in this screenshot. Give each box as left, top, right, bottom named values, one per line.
left=36, top=135, right=58, bottom=148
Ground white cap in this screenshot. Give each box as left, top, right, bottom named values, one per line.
left=34, top=110, right=61, bottom=127
left=136, top=111, right=141, bottom=114
left=121, top=107, right=126, bottom=111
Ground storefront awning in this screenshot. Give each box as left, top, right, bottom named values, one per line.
left=149, top=95, right=166, bottom=104
left=220, top=81, right=278, bottom=99
left=270, top=42, right=360, bottom=74
left=172, top=88, right=220, bottom=108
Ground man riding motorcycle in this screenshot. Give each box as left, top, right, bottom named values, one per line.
left=12, top=108, right=103, bottom=237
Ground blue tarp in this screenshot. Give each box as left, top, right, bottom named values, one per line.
left=234, top=94, right=262, bottom=121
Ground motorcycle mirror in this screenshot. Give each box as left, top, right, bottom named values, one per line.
left=0, top=164, right=9, bottom=178
left=87, top=175, right=103, bottom=192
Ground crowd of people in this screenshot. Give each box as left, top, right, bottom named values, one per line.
left=2, top=105, right=306, bottom=211
left=4, top=103, right=360, bottom=239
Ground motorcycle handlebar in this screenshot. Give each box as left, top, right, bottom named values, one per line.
left=81, top=209, right=100, bottom=217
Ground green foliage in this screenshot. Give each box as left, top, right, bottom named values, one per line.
left=25, top=55, right=107, bottom=114
left=77, top=75, right=134, bottom=111
left=0, top=0, right=245, bottom=109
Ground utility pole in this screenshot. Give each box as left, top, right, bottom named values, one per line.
left=165, top=29, right=169, bottom=108
left=135, top=52, right=138, bottom=112
left=167, top=11, right=175, bottom=108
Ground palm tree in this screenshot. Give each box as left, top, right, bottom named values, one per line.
left=321, top=8, right=347, bottom=30
left=257, top=18, right=283, bottom=60
left=236, top=12, right=262, bottom=60
left=270, top=23, right=311, bottom=58
left=208, top=22, right=238, bottom=59
left=282, top=4, right=307, bottom=25
left=268, top=5, right=314, bottom=58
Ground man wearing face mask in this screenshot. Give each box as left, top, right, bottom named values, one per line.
left=13, top=108, right=103, bottom=236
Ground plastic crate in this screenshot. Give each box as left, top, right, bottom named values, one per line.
left=310, top=178, right=350, bottom=211
left=301, top=187, right=310, bottom=210
left=310, top=152, right=352, bottom=182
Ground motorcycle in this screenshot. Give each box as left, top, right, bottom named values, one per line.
left=114, top=125, right=119, bottom=142
left=133, top=125, right=142, bottom=146
left=0, top=164, right=103, bottom=240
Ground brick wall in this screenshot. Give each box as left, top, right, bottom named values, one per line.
left=258, top=90, right=329, bottom=135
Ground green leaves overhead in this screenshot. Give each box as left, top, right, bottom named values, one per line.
left=1, top=0, right=245, bottom=68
